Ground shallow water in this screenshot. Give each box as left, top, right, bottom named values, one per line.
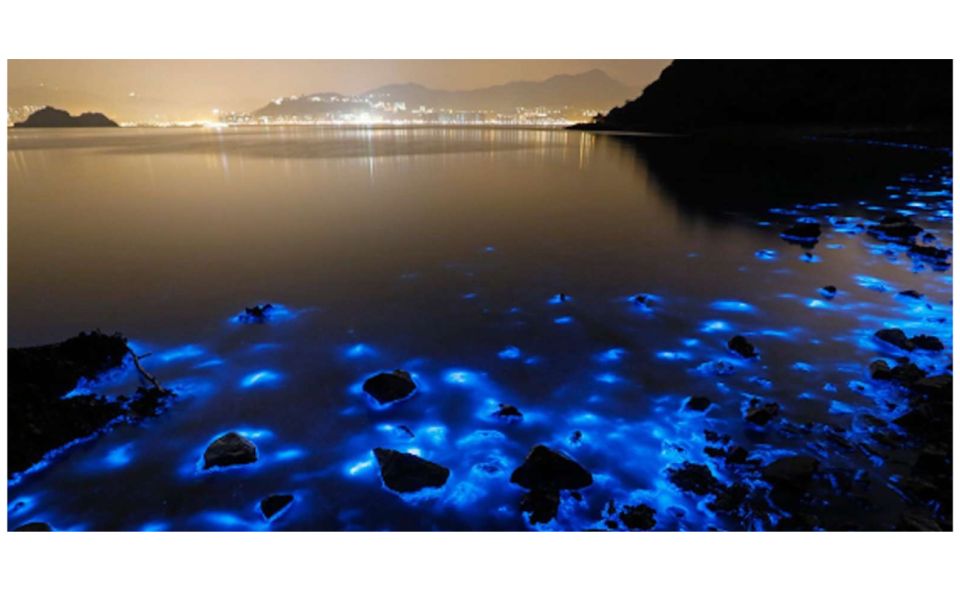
left=7, top=127, right=953, bottom=530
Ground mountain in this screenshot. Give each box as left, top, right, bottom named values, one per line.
left=252, top=70, right=636, bottom=121
left=14, top=106, right=119, bottom=128
left=574, top=60, right=953, bottom=134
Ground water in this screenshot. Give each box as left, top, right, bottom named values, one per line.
left=7, top=127, right=952, bottom=531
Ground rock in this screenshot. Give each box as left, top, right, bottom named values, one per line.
left=908, top=335, right=944, bottom=351
left=511, top=445, right=593, bottom=491
left=685, top=396, right=713, bottom=412
left=870, top=214, right=923, bottom=242
left=8, top=331, right=131, bottom=477
left=570, top=430, right=583, bottom=445
left=727, top=335, right=758, bottom=359
left=492, top=403, right=524, bottom=423
left=874, top=328, right=913, bottom=351
left=898, top=289, right=923, bottom=299
left=725, top=446, right=749, bottom=464
left=241, top=303, right=274, bottom=323
left=259, top=493, right=294, bottom=521
left=869, top=359, right=926, bottom=385
left=667, top=462, right=721, bottom=495
left=908, top=244, right=951, bottom=263
left=707, top=483, right=749, bottom=513
left=127, top=385, right=176, bottom=420
left=362, top=370, right=417, bottom=405
left=13, top=106, right=119, bottom=128
left=519, top=489, right=560, bottom=524
left=202, top=432, right=258, bottom=469
left=820, top=285, right=837, bottom=299
left=619, top=504, right=657, bottom=530
left=744, top=399, right=780, bottom=426
left=14, top=522, right=53, bottom=532
left=781, top=222, right=821, bottom=243
left=761, top=456, right=819, bottom=492
left=373, top=448, right=450, bottom=493
left=911, top=374, right=951, bottom=399
left=632, top=293, right=653, bottom=307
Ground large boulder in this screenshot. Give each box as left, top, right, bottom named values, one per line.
left=874, top=328, right=913, bottom=351
left=202, top=432, right=258, bottom=469
left=510, top=445, right=593, bottom=491
left=374, top=448, right=450, bottom=493
left=667, top=462, right=721, bottom=495
left=363, top=370, right=417, bottom=405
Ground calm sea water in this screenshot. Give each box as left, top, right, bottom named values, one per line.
left=7, top=127, right=952, bottom=530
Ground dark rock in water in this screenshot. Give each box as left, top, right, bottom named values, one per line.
left=870, top=214, right=924, bottom=242
left=667, top=462, right=721, bottom=496
left=820, top=285, right=837, bottom=299
left=874, top=328, right=914, bottom=351
left=632, top=293, right=653, bottom=307
left=744, top=399, right=780, bottom=426
left=908, top=244, right=951, bottom=263
left=781, top=222, right=821, bottom=244
left=14, top=106, right=119, bottom=128
left=259, top=493, right=295, bottom=521
left=203, top=432, right=258, bottom=470
left=898, top=289, right=923, bottom=299
left=727, top=335, right=758, bottom=359
left=362, top=369, right=417, bottom=405
left=373, top=448, right=450, bottom=493
left=14, top=521, right=53, bottom=532
left=708, top=482, right=750, bottom=514
left=570, top=430, right=583, bottom=445
left=240, top=303, right=274, bottom=323
left=911, top=374, right=952, bottom=399
left=519, top=489, right=561, bottom=525
left=869, top=359, right=926, bottom=385
left=619, top=504, right=657, bottom=530
left=8, top=331, right=131, bottom=477
left=511, top=445, right=593, bottom=491
left=761, top=456, right=819, bottom=492
left=908, top=335, right=944, bottom=352
left=397, top=425, right=416, bottom=439
left=725, top=446, right=750, bottom=465
left=492, top=403, right=524, bottom=423
left=685, top=396, right=713, bottom=412
left=127, top=385, right=176, bottom=420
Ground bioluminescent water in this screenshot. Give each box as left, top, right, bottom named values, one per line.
left=7, top=127, right=952, bottom=531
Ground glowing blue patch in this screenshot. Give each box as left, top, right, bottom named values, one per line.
left=444, top=369, right=480, bottom=386
left=700, top=320, right=732, bottom=333
left=103, top=443, right=134, bottom=468
left=598, top=348, right=626, bottom=362
left=855, top=275, right=892, bottom=292
left=656, top=351, right=693, bottom=361
left=553, top=316, right=574, bottom=325
left=157, top=344, right=205, bottom=363
left=498, top=346, right=521, bottom=360
left=346, top=457, right=375, bottom=477
left=710, top=300, right=756, bottom=313
left=806, top=299, right=829, bottom=309
left=194, top=358, right=224, bottom=368
left=829, top=400, right=855, bottom=414
left=344, top=343, right=376, bottom=359
left=755, top=249, right=778, bottom=260
left=140, top=521, right=170, bottom=532
left=682, top=339, right=700, bottom=348
left=595, top=372, right=621, bottom=384
left=274, top=448, right=306, bottom=461
left=462, top=292, right=478, bottom=300
left=240, top=370, right=282, bottom=389
left=792, top=362, right=814, bottom=373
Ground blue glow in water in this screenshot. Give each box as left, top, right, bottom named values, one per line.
left=462, top=292, right=478, bottom=300
left=854, top=275, right=892, bottom=292
left=103, top=443, right=134, bottom=468
left=700, top=320, right=732, bottom=333
left=792, top=362, right=814, bottom=372
left=682, top=338, right=700, bottom=348
left=826, top=243, right=845, bottom=250
left=194, top=358, right=224, bottom=368
left=498, top=346, right=521, bottom=360
left=167, top=377, right=216, bottom=398
left=807, top=299, right=829, bottom=309
left=710, top=300, right=756, bottom=313
left=240, top=370, right=282, bottom=389
left=139, top=521, right=170, bottom=532
left=595, top=372, right=621, bottom=384
left=250, top=342, right=282, bottom=352
left=345, top=455, right=375, bottom=477
left=274, top=448, right=306, bottom=461
left=553, top=316, right=574, bottom=325
left=444, top=369, right=480, bottom=386
left=755, top=249, right=778, bottom=260
left=598, top=348, right=626, bottom=362
left=548, top=293, right=571, bottom=305
left=158, top=344, right=205, bottom=363
left=344, top=343, right=377, bottom=359
left=656, top=351, right=693, bottom=361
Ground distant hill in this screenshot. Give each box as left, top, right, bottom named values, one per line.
left=574, top=60, right=953, bottom=134
left=14, top=106, right=119, bottom=128
left=253, top=69, right=636, bottom=119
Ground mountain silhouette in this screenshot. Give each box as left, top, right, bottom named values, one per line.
left=254, top=70, right=635, bottom=118
left=574, top=60, right=952, bottom=134
left=14, top=106, right=119, bottom=128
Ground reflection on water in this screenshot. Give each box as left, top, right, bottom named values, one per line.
left=7, top=127, right=952, bottom=530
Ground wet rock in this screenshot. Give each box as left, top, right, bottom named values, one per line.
left=8, top=331, right=131, bottom=477
left=869, top=359, right=926, bottom=385
left=203, top=432, right=258, bottom=470
left=685, top=396, right=713, bottom=412
left=908, top=335, right=944, bottom=352
left=725, top=446, right=750, bottom=465
left=727, top=335, right=758, bottom=359
left=869, top=214, right=923, bottom=242
left=908, top=244, right=951, bottom=263
left=632, top=293, right=653, bottom=307
left=761, top=456, right=819, bottom=492
left=707, top=482, right=749, bottom=513
left=259, top=493, right=294, bottom=521
left=619, top=504, right=657, bottom=530
left=911, top=374, right=951, bottom=399
left=511, top=445, right=593, bottom=491
left=819, top=285, right=837, bottom=299
left=569, top=430, right=583, bottom=445
left=781, top=222, right=821, bottom=244
left=519, top=489, right=560, bottom=525
left=14, top=522, right=53, bottom=532
left=667, top=462, right=721, bottom=495
left=492, top=403, right=524, bottom=423
left=898, top=289, right=923, bottom=299
left=373, top=448, right=450, bottom=493
left=243, top=303, right=274, bottom=322
left=127, top=385, right=176, bottom=420
left=874, top=328, right=913, bottom=351
left=744, top=399, right=780, bottom=426
left=362, top=369, right=417, bottom=405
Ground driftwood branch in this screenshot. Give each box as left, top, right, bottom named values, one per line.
left=126, top=346, right=164, bottom=390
